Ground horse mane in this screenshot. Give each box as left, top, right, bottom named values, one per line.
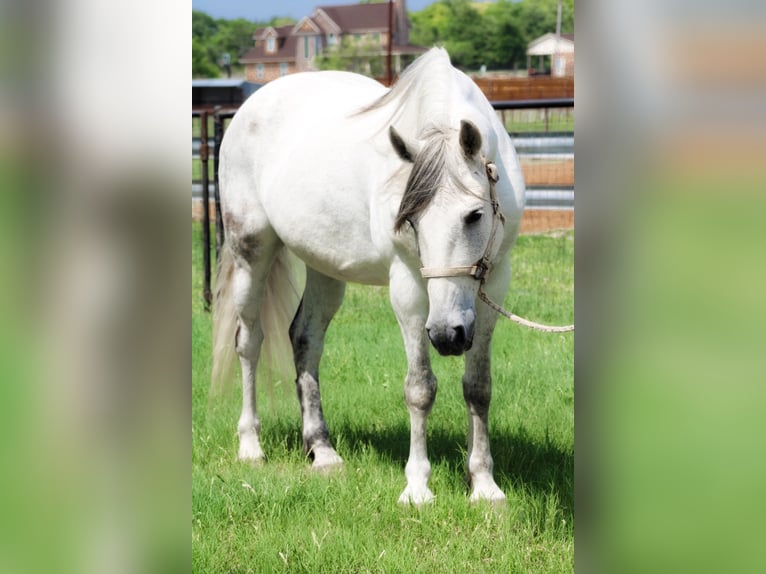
left=357, top=47, right=453, bottom=135
left=359, top=47, right=481, bottom=232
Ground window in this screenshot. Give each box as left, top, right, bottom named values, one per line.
left=266, top=36, right=275, bottom=53
left=328, top=33, right=336, bottom=46
left=304, top=37, right=309, bottom=58
left=280, top=63, right=288, bottom=76
left=256, top=64, right=264, bottom=79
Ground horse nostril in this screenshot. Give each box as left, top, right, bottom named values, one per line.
left=451, top=325, right=466, bottom=346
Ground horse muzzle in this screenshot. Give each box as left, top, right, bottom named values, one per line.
left=426, top=312, right=475, bottom=356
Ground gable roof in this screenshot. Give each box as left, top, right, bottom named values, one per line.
left=317, top=3, right=390, bottom=33
left=240, top=24, right=299, bottom=63
left=292, top=16, right=322, bottom=36
left=527, top=33, right=574, bottom=56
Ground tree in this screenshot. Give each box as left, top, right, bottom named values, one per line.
left=314, top=36, right=386, bottom=77
left=408, top=0, right=574, bottom=72
left=517, top=0, right=574, bottom=41
left=193, top=37, right=220, bottom=78
left=483, top=1, right=526, bottom=69
left=207, top=18, right=260, bottom=70
left=442, top=0, right=487, bottom=69
left=409, top=2, right=452, bottom=48
left=193, top=11, right=219, bottom=77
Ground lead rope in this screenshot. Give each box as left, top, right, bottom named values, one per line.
left=478, top=286, right=574, bottom=332
left=422, top=160, right=574, bottom=334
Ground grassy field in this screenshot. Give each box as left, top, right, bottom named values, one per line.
left=192, top=223, right=574, bottom=573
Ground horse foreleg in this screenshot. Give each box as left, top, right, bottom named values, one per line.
left=462, top=272, right=509, bottom=504
left=289, top=268, right=345, bottom=471
left=390, top=261, right=436, bottom=505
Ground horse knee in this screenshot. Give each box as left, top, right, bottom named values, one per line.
left=404, top=373, right=437, bottom=412
left=463, top=376, right=492, bottom=414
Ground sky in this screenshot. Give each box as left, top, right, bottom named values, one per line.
left=192, top=0, right=445, bottom=22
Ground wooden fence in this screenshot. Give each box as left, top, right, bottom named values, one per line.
left=471, top=76, right=573, bottom=101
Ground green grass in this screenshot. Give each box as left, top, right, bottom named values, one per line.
left=192, top=223, right=573, bottom=572
left=500, top=108, right=574, bottom=133
left=192, top=158, right=215, bottom=182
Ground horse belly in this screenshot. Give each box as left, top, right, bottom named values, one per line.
left=276, top=208, right=390, bottom=285
left=262, top=160, right=392, bottom=286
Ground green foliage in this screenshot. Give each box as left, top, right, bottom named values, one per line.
left=409, top=1, right=457, bottom=52
left=314, top=36, right=386, bottom=76
left=443, top=0, right=488, bottom=69
left=483, top=1, right=527, bottom=69
left=192, top=37, right=220, bottom=78
left=409, top=0, right=574, bottom=71
left=516, top=0, right=574, bottom=42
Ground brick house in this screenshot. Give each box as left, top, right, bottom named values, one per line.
left=240, top=1, right=424, bottom=83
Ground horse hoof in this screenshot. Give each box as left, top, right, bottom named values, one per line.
left=311, top=448, right=344, bottom=473
left=469, top=486, right=506, bottom=505
left=398, top=486, right=435, bottom=506
left=238, top=442, right=266, bottom=465
left=237, top=452, right=266, bottom=466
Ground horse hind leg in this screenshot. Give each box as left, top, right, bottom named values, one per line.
left=230, top=233, right=280, bottom=463
left=289, top=267, right=345, bottom=471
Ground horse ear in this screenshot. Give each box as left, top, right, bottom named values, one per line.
left=459, top=119, right=482, bottom=158
left=389, top=126, right=415, bottom=163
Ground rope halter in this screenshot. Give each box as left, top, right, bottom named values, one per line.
left=418, top=159, right=575, bottom=334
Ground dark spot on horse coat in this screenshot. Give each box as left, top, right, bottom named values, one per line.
left=230, top=233, right=260, bottom=261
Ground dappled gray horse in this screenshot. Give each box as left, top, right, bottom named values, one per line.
left=212, top=48, right=525, bottom=504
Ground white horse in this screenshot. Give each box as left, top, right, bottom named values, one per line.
left=212, top=48, right=525, bottom=504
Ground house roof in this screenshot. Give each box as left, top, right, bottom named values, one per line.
left=527, top=33, right=574, bottom=56
left=317, top=3, right=390, bottom=33
left=241, top=25, right=299, bottom=63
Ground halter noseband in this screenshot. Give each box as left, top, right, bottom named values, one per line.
left=419, top=159, right=505, bottom=283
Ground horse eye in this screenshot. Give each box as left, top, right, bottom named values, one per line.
left=464, top=209, right=483, bottom=225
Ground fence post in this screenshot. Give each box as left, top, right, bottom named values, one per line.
left=199, top=111, right=212, bottom=310
left=213, top=108, right=225, bottom=257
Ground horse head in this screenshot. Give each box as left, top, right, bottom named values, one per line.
left=390, top=120, right=503, bottom=356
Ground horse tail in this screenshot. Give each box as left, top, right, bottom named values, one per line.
left=211, top=243, right=304, bottom=395
left=257, top=247, right=303, bottom=386
left=211, top=242, right=239, bottom=393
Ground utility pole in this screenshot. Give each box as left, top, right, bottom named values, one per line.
left=386, top=0, right=393, bottom=86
